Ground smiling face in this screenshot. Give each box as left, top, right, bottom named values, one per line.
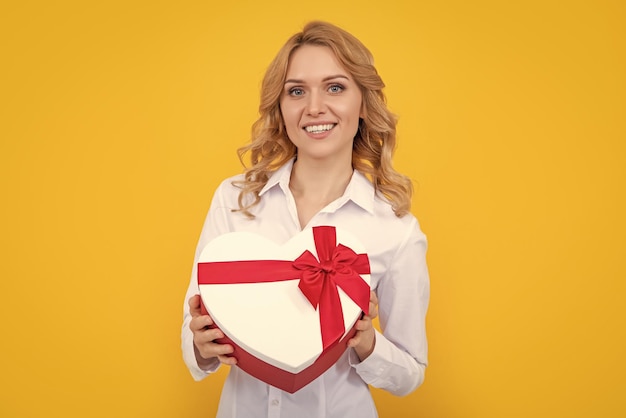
left=280, top=45, right=363, bottom=165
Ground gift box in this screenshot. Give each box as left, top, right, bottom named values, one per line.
left=197, top=225, right=371, bottom=393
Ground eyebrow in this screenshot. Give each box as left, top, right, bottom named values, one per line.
left=284, top=74, right=350, bottom=85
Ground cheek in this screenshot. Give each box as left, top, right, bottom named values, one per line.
left=353, top=96, right=364, bottom=118
left=342, top=98, right=363, bottom=123
left=280, top=102, right=298, bottom=125
left=341, top=95, right=363, bottom=119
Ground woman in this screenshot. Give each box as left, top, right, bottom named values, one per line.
left=182, top=21, right=430, bottom=417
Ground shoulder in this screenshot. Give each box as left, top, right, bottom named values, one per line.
left=346, top=171, right=426, bottom=243
left=370, top=194, right=427, bottom=245
left=208, top=173, right=246, bottom=208
left=215, top=173, right=245, bottom=192
left=372, top=191, right=420, bottom=224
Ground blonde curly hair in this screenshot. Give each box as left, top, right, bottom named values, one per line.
left=234, top=21, right=413, bottom=218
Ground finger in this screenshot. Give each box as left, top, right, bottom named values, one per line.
left=354, top=318, right=373, bottom=332
left=347, top=335, right=360, bottom=348
left=189, top=314, right=214, bottom=332
left=209, top=342, right=235, bottom=356
left=189, top=294, right=202, bottom=317
left=197, top=340, right=235, bottom=359
left=193, top=327, right=224, bottom=344
left=368, top=303, right=378, bottom=320
left=366, top=291, right=378, bottom=318
left=218, top=354, right=238, bottom=365
left=347, top=329, right=373, bottom=347
left=348, top=319, right=371, bottom=347
left=370, top=291, right=378, bottom=305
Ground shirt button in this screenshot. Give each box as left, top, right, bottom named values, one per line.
left=271, top=399, right=280, bottom=406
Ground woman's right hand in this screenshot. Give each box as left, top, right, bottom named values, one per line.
left=188, top=294, right=237, bottom=366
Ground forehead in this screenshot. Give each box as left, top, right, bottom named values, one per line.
left=285, top=45, right=351, bottom=80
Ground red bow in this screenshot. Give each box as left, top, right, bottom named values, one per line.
left=197, top=226, right=370, bottom=350
left=293, top=226, right=370, bottom=349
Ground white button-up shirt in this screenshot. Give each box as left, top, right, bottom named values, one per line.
left=182, top=160, right=430, bottom=417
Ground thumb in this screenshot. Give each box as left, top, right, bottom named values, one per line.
left=188, top=294, right=202, bottom=317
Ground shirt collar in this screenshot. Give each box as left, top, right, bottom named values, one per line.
left=348, top=170, right=376, bottom=214
left=259, top=159, right=294, bottom=196
left=259, top=159, right=375, bottom=214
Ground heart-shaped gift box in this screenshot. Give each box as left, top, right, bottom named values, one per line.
left=197, top=225, right=371, bottom=393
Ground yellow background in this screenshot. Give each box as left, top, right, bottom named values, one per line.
left=1, top=0, right=624, bottom=417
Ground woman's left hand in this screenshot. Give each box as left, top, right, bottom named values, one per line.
left=347, top=291, right=378, bottom=361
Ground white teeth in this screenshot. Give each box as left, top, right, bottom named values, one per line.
left=305, top=124, right=335, bottom=133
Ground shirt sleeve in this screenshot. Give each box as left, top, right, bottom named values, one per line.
left=181, top=180, right=235, bottom=381
left=351, top=217, right=430, bottom=396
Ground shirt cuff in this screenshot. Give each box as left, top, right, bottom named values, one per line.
left=348, top=329, right=399, bottom=391
left=183, top=334, right=221, bottom=380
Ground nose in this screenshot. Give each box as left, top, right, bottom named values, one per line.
left=306, top=91, right=325, bottom=116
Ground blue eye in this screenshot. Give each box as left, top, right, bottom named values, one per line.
left=328, top=84, right=344, bottom=93
left=289, top=87, right=305, bottom=96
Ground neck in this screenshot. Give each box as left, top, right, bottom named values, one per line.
left=289, top=158, right=353, bottom=204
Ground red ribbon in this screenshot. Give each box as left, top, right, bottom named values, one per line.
left=198, top=226, right=370, bottom=350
